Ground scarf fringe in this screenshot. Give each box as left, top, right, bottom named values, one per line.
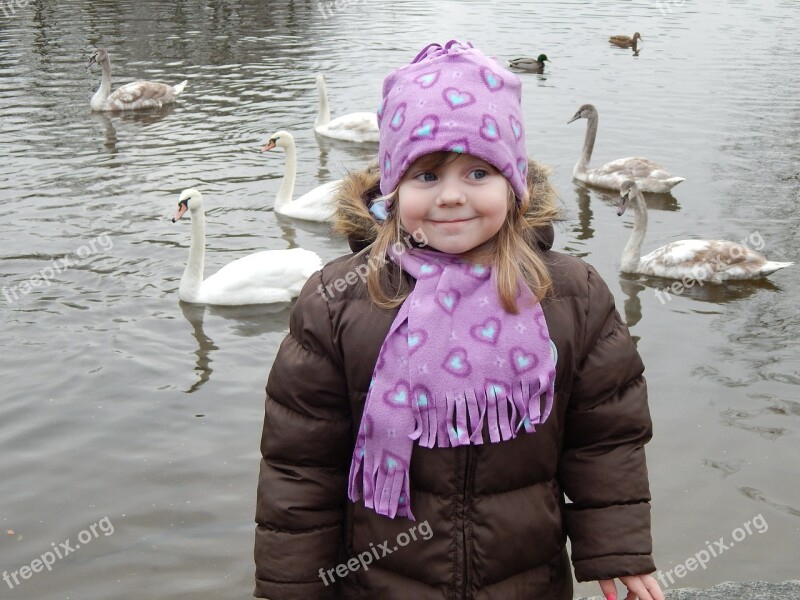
left=410, top=373, right=555, bottom=448
left=349, top=441, right=415, bottom=520
left=349, top=372, right=554, bottom=520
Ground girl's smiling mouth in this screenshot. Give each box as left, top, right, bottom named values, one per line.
left=429, top=217, right=476, bottom=224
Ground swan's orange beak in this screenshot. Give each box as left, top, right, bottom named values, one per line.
left=262, top=140, right=276, bottom=152
left=172, top=203, right=188, bottom=222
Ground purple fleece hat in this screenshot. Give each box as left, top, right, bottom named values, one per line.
left=377, top=40, right=528, bottom=199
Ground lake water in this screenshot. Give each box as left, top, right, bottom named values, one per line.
left=1, top=0, right=798, bottom=598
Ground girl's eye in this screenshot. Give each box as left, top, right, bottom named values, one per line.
left=469, top=169, right=488, bottom=180
left=415, top=172, right=438, bottom=182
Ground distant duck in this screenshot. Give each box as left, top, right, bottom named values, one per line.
left=508, top=54, right=550, bottom=73
left=609, top=32, right=642, bottom=48
left=262, top=130, right=342, bottom=222
left=314, top=74, right=379, bottom=143
left=87, top=48, right=187, bottom=112
left=172, top=189, right=321, bottom=305
left=568, top=103, right=685, bottom=193
left=616, top=180, right=792, bottom=282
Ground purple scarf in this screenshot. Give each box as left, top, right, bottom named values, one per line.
left=348, top=247, right=556, bottom=520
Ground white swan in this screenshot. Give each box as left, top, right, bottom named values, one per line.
left=87, top=48, right=187, bottom=112
left=314, top=74, right=380, bottom=143
left=262, top=130, right=342, bottom=222
left=172, top=189, right=322, bottom=305
left=568, top=103, right=685, bottom=193
left=617, top=180, right=792, bottom=282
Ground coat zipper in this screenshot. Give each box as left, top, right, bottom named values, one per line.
left=461, top=445, right=472, bottom=600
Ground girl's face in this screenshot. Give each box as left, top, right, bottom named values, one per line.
left=397, top=153, right=510, bottom=256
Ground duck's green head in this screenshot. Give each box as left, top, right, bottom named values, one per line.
left=537, top=54, right=550, bottom=62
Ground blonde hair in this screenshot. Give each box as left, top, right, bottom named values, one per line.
left=365, top=152, right=559, bottom=314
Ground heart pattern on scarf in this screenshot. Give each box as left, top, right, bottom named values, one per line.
left=436, top=289, right=461, bottom=313
left=511, top=347, right=538, bottom=375
left=470, top=317, right=501, bottom=344
left=384, top=381, right=411, bottom=406
left=443, top=348, right=472, bottom=377
left=407, top=329, right=428, bottom=353
left=349, top=247, right=556, bottom=521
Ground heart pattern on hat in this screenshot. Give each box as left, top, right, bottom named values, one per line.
left=509, top=115, right=522, bottom=140
left=415, top=71, right=440, bottom=88
left=390, top=103, right=407, bottom=130
left=410, top=115, right=440, bottom=141
left=377, top=40, right=529, bottom=202
left=480, top=115, right=500, bottom=141
left=447, top=138, right=471, bottom=154
left=442, top=87, right=476, bottom=109
left=480, top=66, right=505, bottom=91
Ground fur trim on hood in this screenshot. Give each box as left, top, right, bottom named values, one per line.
left=333, top=158, right=560, bottom=254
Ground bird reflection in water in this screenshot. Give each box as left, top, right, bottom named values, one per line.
left=89, top=104, right=176, bottom=157
left=178, top=301, right=293, bottom=394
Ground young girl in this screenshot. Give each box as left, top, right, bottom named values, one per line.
left=255, top=40, right=663, bottom=600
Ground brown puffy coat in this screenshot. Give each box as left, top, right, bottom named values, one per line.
left=254, top=161, right=656, bottom=599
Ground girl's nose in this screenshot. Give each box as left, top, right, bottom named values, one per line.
left=436, top=180, right=466, bottom=206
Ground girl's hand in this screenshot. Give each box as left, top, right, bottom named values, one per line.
left=598, top=574, right=664, bottom=600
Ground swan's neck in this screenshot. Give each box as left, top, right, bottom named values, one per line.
left=274, top=139, right=297, bottom=212
left=315, top=79, right=330, bottom=128
left=620, top=191, right=648, bottom=272
left=575, top=112, right=597, bottom=175
left=180, top=209, right=205, bottom=301
left=91, top=55, right=113, bottom=110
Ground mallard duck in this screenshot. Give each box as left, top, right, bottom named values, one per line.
left=262, top=130, right=342, bottom=222
left=508, top=54, right=550, bottom=73
left=86, top=48, right=187, bottom=111
left=171, top=189, right=322, bottom=305
left=616, top=180, right=792, bottom=282
left=314, top=74, right=379, bottom=143
left=609, top=32, right=642, bottom=48
left=567, top=103, right=685, bottom=193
